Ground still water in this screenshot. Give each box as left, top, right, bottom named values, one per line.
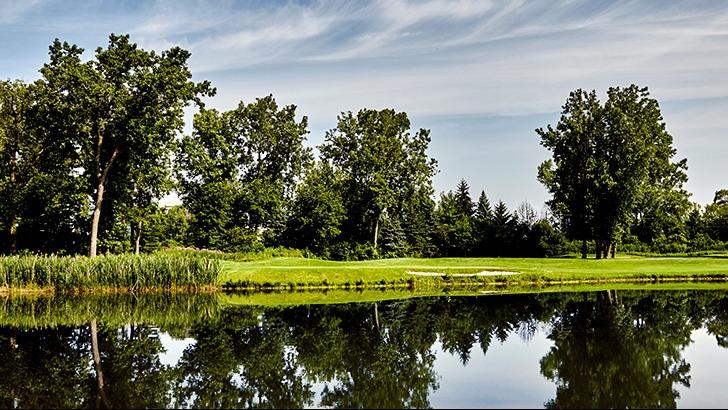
left=1, top=289, right=728, bottom=408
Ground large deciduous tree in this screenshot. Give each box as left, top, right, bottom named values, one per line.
left=538, top=85, right=687, bottom=258
left=0, top=80, right=30, bottom=253
left=34, top=34, right=213, bottom=257
left=177, top=95, right=312, bottom=251
left=319, top=109, right=437, bottom=249
left=537, top=89, right=602, bottom=258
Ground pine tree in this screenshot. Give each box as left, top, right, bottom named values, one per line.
left=473, top=190, right=493, bottom=256
left=491, top=200, right=512, bottom=256
left=454, top=179, right=475, bottom=217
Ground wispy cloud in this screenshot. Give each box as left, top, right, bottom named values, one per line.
left=0, top=0, right=45, bottom=24
left=3, top=0, right=728, bottom=204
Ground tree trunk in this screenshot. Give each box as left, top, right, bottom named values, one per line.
left=581, top=239, right=587, bottom=259
left=610, top=242, right=616, bottom=258
left=595, top=240, right=602, bottom=259
left=5, top=220, right=17, bottom=255
left=90, top=320, right=110, bottom=408
left=89, top=183, right=105, bottom=258
left=372, top=214, right=380, bottom=248
left=7, top=118, right=18, bottom=254
left=134, top=220, right=142, bottom=255
left=89, top=145, right=119, bottom=258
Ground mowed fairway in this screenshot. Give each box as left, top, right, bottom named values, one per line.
left=219, top=255, right=728, bottom=289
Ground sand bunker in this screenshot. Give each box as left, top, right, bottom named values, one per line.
left=406, top=270, right=521, bottom=277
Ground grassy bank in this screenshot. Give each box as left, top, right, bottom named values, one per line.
left=219, top=255, right=728, bottom=290
left=0, top=254, right=219, bottom=292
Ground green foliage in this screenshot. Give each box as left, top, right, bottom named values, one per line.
left=178, top=95, right=311, bottom=252
left=31, top=34, right=214, bottom=257
left=161, top=246, right=309, bottom=262
left=142, top=205, right=190, bottom=251
left=3, top=35, right=727, bottom=261
left=319, top=108, right=437, bottom=249
left=282, top=162, right=346, bottom=255
left=705, top=189, right=728, bottom=242
left=434, top=190, right=475, bottom=256
left=538, top=86, right=689, bottom=258
left=0, top=254, right=218, bottom=291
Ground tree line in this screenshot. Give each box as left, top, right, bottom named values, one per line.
left=0, top=34, right=726, bottom=258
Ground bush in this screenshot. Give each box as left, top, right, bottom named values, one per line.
left=160, top=246, right=311, bottom=262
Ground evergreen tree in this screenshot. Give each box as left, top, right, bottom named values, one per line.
left=473, top=190, right=493, bottom=256
left=491, top=200, right=513, bottom=256
left=454, top=179, right=475, bottom=217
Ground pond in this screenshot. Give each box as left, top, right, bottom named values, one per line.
left=1, top=289, right=728, bottom=408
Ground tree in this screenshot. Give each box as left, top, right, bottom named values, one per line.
left=2, top=78, right=86, bottom=254
left=178, top=95, right=311, bottom=251
left=473, top=190, right=493, bottom=256
left=434, top=182, right=478, bottom=257
left=454, top=179, right=474, bottom=217
left=283, top=162, right=346, bottom=255
left=537, top=89, right=602, bottom=258
left=491, top=200, right=513, bottom=256
left=705, top=189, right=728, bottom=242
left=33, top=34, right=213, bottom=257
left=538, top=86, right=687, bottom=258
left=319, top=109, right=437, bottom=250
left=592, top=85, right=687, bottom=258
left=0, top=80, right=30, bottom=254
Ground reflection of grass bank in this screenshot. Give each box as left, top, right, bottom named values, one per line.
left=0, top=292, right=220, bottom=328
left=221, top=281, right=728, bottom=307
left=219, top=256, right=728, bottom=290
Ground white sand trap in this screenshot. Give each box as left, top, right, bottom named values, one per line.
left=406, top=270, right=520, bottom=277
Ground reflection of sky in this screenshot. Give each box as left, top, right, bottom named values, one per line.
left=157, top=332, right=195, bottom=367
left=429, top=334, right=553, bottom=409
left=5, top=1, right=728, bottom=209
left=676, top=328, right=728, bottom=408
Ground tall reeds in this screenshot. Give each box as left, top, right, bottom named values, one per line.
left=0, top=254, right=219, bottom=291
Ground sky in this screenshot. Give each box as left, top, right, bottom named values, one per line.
left=2, top=0, right=728, bottom=209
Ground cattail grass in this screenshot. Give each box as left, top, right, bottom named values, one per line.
left=0, top=254, right=219, bottom=292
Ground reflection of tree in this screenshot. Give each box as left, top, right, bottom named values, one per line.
left=540, top=291, right=693, bottom=409
left=97, top=324, right=174, bottom=408
left=3, top=290, right=728, bottom=408
left=705, top=296, right=728, bottom=348
left=434, top=295, right=550, bottom=364
left=171, top=307, right=316, bottom=408
left=303, top=301, right=439, bottom=409
left=0, top=326, right=92, bottom=408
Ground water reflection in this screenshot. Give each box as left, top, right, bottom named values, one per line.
left=0, top=290, right=727, bottom=408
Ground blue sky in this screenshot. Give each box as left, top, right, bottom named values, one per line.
left=2, top=0, right=728, bottom=209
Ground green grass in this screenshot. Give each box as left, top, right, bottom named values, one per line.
left=219, top=255, right=728, bottom=290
